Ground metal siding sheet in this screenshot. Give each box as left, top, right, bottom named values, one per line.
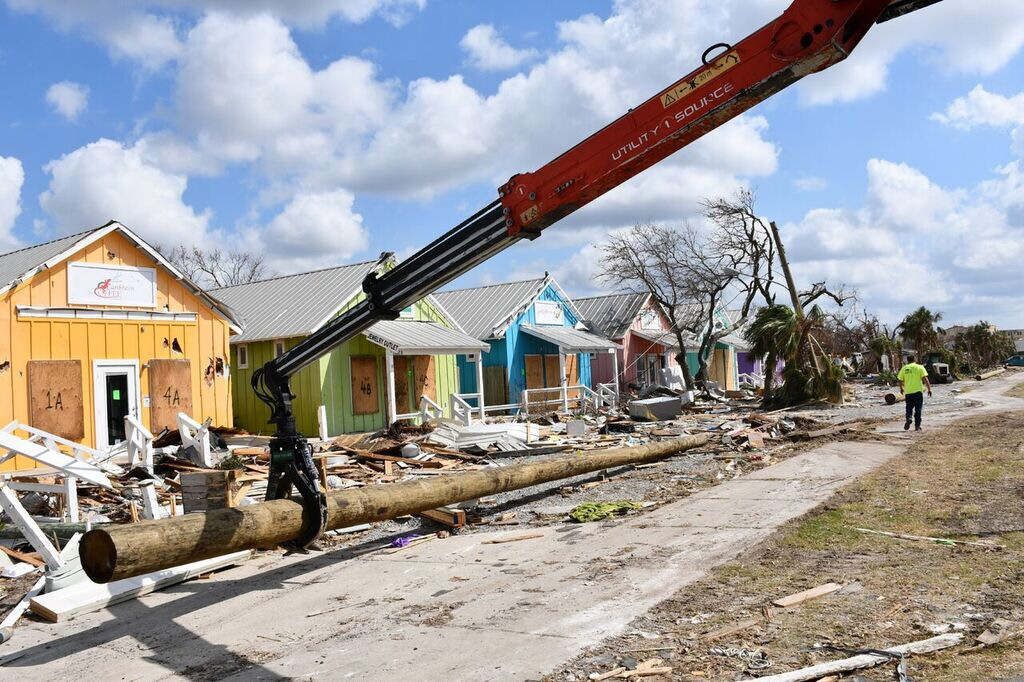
left=210, top=261, right=379, bottom=343
left=519, top=325, right=620, bottom=352
left=433, top=278, right=546, bottom=339
left=574, top=292, right=648, bottom=339
left=362, top=320, right=487, bottom=354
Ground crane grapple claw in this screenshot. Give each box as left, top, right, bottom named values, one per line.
left=265, top=435, right=329, bottom=549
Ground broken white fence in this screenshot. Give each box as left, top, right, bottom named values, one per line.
left=520, top=384, right=613, bottom=416
left=177, top=412, right=213, bottom=468
left=0, top=422, right=117, bottom=524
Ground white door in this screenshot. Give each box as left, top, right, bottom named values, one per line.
left=93, top=360, right=140, bottom=448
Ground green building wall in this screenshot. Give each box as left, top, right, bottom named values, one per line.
left=230, top=295, right=461, bottom=437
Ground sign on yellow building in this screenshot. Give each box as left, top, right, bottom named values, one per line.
left=0, top=221, right=239, bottom=471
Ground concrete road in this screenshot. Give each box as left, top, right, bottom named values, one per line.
left=3, top=372, right=1022, bottom=681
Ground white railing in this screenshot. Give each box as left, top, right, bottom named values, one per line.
left=597, top=382, right=618, bottom=407
left=738, top=372, right=765, bottom=388
left=125, top=414, right=154, bottom=471
left=521, top=385, right=594, bottom=416
left=450, top=394, right=475, bottom=426
left=419, top=395, right=444, bottom=422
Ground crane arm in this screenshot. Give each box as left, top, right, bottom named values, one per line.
left=251, top=0, right=942, bottom=547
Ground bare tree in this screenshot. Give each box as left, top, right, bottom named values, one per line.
left=598, top=225, right=702, bottom=392
left=160, top=245, right=272, bottom=288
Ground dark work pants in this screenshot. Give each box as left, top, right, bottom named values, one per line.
left=905, top=391, right=924, bottom=427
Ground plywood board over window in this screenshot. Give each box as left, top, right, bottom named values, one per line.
left=351, top=355, right=379, bottom=415
left=148, top=359, right=193, bottom=432
left=27, top=360, right=84, bottom=440
left=413, top=356, right=436, bottom=403
left=393, top=356, right=412, bottom=413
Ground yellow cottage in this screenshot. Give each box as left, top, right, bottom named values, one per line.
left=0, top=221, right=239, bottom=470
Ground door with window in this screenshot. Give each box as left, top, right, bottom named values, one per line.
left=93, top=361, right=140, bottom=447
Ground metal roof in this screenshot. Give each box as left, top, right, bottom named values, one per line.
left=433, top=277, right=547, bottom=339
left=519, top=325, right=620, bottom=353
left=362, top=320, right=487, bottom=356
left=631, top=328, right=680, bottom=350
left=210, top=260, right=380, bottom=343
left=0, top=221, right=241, bottom=329
left=574, top=292, right=650, bottom=340
left=0, top=231, right=93, bottom=294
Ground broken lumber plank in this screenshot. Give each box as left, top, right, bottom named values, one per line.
left=755, top=633, right=963, bottom=681
left=854, top=527, right=1004, bottom=549
left=0, top=545, right=44, bottom=568
left=355, top=451, right=444, bottom=468
left=418, top=507, right=466, bottom=528
left=29, top=550, right=251, bottom=622
left=482, top=532, right=544, bottom=544
left=702, top=618, right=758, bottom=641
left=81, top=436, right=709, bottom=583
left=772, top=582, right=843, bottom=607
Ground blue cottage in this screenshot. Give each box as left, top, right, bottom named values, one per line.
left=434, top=274, right=619, bottom=411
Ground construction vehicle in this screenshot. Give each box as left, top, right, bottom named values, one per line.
left=249, top=0, right=947, bottom=547
left=923, top=351, right=953, bottom=383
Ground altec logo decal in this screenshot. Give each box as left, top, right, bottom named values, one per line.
left=660, top=50, right=741, bottom=108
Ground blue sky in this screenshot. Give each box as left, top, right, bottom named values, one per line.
left=1, top=0, right=1023, bottom=328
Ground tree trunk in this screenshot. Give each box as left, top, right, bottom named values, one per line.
left=81, top=435, right=710, bottom=583
left=675, top=350, right=695, bottom=392
left=762, top=351, right=777, bottom=402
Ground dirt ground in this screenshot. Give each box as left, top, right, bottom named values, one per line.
left=551, top=410, right=1024, bottom=681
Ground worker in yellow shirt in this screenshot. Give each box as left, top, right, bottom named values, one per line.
left=897, top=354, right=932, bottom=431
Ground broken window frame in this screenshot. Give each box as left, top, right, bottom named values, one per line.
left=273, top=340, right=285, bottom=359
left=237, top=344, right=249, bottom=369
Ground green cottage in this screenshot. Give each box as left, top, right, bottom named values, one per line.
left=211, top=255, right=486, bottom=437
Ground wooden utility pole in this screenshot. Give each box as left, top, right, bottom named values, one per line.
left=81, top=435, right=710, bottom=583
left=769, top=221, right=803, bottom=318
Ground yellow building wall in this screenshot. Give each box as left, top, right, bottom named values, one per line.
left=0, top=230, right=233, bottom=470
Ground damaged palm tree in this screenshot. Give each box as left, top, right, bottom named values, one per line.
left=746, top=304, right=844, bottom=407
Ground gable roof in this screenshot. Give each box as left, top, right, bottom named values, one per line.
left=0, top=221, right=240, bottom=329
left=574, top=292, right=650, bottom=340
left=434, top=277, right=547, bottom=339
left=210, top=260, right=380, bottom=343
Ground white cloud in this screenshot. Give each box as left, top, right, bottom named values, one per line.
left=7, top=1, right=183, bottom=69
left=0, top=157, right=25, bottom=249
left=460, top=24, right=538, bottom=71
left=797, top=0, right=1024, bottom=106
left=45, top=81, right=89, bottom=122
left=39, top=139, right=213, bottom=247
left=780, top=153, right=1024, bottom=326
left=258, top=190, right=369, bottom=272
left=794, top=176, right=827, bottom=192
left=933, top=85, right=1024, bottom=130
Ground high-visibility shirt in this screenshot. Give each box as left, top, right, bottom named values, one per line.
left=898, top=363, right=928, bottom=394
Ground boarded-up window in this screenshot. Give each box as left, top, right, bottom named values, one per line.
left=393, top=356, right=412, bottom=413
left=351, top=355, right=379, bottom=415
left=27, top=360, right=84, bottom=440
left=148, top=359, right=193, bottom=432
left=483, top=366, right=508, bottom=406
left=566, top=354, right=581, bottom=400
left=413, top=356, right=436, bottom=403
left=525, top=355, right=544, bottom=390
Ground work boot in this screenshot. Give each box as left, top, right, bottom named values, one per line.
left=915, top=426, right=922, bottom=432
left=904, top=419, right=912, bottom=431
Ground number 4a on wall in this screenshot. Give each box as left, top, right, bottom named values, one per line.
left=163, top=387, right=181, bottom=405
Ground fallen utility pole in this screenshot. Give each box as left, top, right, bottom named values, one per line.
left=81, top=435, right=709, bottom=583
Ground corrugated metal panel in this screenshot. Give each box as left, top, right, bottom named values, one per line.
left=433, top=277, right=547, bottom=340
left=574, top=292, right=648, bottom=339
left=210, top=261, right=379, bottom=343
left=0, top=230, right=95, bottom=293
left=520, top=324, right=620, bottom=352
left=632, top=328, right=680, bottom=350
left=363, top=320, right=487, bottom=355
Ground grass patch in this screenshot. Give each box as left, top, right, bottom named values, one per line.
left=1008, top=380, right=1024, bottom=398
left=553, top=411, right=1024, bottom=682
